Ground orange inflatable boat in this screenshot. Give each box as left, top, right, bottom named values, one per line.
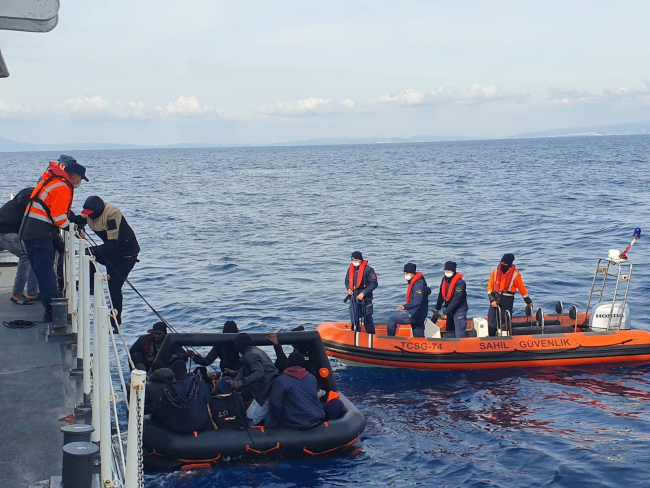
left=318, top=232, right=650, bottom=371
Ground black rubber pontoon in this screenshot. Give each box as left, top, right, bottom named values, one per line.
left=143, top=331, right=365, bottom=471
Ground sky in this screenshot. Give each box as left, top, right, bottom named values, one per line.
left=1, top=0, right=650, bottom=145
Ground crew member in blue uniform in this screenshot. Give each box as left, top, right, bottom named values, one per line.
left=433, top=261, right=469, bottom=338
left=387, top=263, right=431, bottom=337
left=345, top=251, right=378, bottom=334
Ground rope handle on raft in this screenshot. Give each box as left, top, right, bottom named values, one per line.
left=302, top=435, right=360, bottom=456
left=246, top=442, right=280, bottom=455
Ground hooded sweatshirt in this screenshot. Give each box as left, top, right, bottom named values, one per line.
left=146, top=375, right=213, bottom=433
left=234, top=334, right=279, bottom=405
left=267, top=366, right=325, bottom=429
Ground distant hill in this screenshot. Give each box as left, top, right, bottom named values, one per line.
left=511, top=122, right=650, bottom=139
left=268, top=135, right=478, bottom=146
left=3, top=124, right=650, bottom=153
left=0, top=138, right=146, bottom=152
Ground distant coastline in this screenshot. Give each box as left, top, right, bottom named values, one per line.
left=2, top=122, right=649, bottom=152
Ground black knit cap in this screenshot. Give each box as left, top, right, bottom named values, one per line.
left=404, top=263, right=416, bottom=274
left=351, top=251, right=363, bottom=260
left=287, top=351, right=305, bottom=368
left=223, top=320, right=238, bottom=333
left=501, top=253, right=515, bottom=265
left=444, top=261, right=457, bottom=272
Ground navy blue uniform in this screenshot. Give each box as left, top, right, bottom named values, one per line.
left=387, top=276, right=431, bottom=337
left=344, top=264, right=378, bottom=334
left=435, top=276, right=469, bottom=338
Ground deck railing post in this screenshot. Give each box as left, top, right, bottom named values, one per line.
left=90, top=270, right=104, bottom=443
left=97, top=304, right=113, bottom=484
left=80, top=245, right=92, bottom=403
left=125, top=370, right=146, bottom=488
left=76, top=239, right=85, bottom=370
left=66, top=223, right=78, bottom=334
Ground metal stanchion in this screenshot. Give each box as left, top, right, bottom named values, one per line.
left=66, top=223, right=78, bottom=335
left=81, top=250, right=92, bottom=405
left=96, top=304, right=113, bottom=484
left=125, top=370, right=146, bottom=488
left=90, top=271, right=103, bottom=444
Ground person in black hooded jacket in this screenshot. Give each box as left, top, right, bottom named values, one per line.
left=0, top=187, right=39, bottom=303
left=70, top=195, right=139, bottom=326
left=227, top=333, right=279, bottom=425
left=145, top=365, right=215, bottom=434
left=187, top=320, right=241, bottom=372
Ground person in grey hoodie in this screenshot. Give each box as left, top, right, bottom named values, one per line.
left=227, top=333, right=279, bottom=425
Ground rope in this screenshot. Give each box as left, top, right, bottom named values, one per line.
left=3, top=320, right=37, bottom=329
left=82, top=232, right=215, bottom=371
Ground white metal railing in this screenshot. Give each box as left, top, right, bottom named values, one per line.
left=64, top=222, right=145, bottom=488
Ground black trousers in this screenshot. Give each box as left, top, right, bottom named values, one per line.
left=90, top=255, right=137, bottom=325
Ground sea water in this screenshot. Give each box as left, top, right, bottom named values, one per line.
left=2, top=135, right=649, bottom=487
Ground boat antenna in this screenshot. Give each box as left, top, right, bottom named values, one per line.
left=621, top=228, right=641, bottom=259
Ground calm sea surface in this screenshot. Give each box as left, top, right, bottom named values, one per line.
left=2, top=136, right=650, bottom=487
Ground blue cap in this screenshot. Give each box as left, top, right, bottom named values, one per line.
left=404, top=263, right=416, bottom=274
left=216, top=376, right=233, bottom=394
left=59, top=155, right=88, bottom=182
left=444, top=261, right=457, bottom=272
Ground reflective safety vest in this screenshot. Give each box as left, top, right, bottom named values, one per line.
left=405, top=272, right=423, bottom=303
left=348, top=260, right=368, bottom=290
left=441, top=273, right=464, bottom=303
left=25, top=162, right=74, bottom=230
left=488, top=265, right=529, bottom=298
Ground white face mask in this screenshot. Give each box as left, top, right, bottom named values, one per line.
left=404, top=274, right=413, bottom=281
left=352, top=261, right=361, bottom=267
left=445, top=271, right=454, bottom=278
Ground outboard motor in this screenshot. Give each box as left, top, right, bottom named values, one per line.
left=590, top=302, right=631, bottom=331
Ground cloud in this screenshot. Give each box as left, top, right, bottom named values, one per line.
left=0, top=99, right=33, bottom=119
left=547, top=81, right=650, bottom=106
left=53, top=96, right=147, bottom=120
left=258, top=97, right=333, bottom=116
left=374, top=84, right=527, bottom=107
left=257, top=84, right=525, bottom=117
left=154, top=96, right=225, bottom=119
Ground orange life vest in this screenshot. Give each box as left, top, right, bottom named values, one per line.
left=348, top=260, right=368, bottom=290
left=441, top=273, right=463, bottom=303
left=493, top=265, right=517, bottom=293
left=405, top=271, right=423, bottom=303
left=25, top=162, right=74, bottom=229
left=326, top=390, right=340, bottom=402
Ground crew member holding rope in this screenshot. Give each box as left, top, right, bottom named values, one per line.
left=20, top=155, right=88, bottom=322
left=487, top=253, right=533, bottom=336
left=71, top=195, right=140, bottom=327
left=345, top=251, right=378, bottom=334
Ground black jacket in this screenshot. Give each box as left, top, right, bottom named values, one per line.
left=145, top=368, right=175, bottom=405
left=235, top=346, right=279, bottom=405
left=146, top=375, right=214, bottom=433
left=0, top=188, right=34, bottom=234
left=130, top=334, right=188, bottom=371
left=193, top=344, right=241, bottom=372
